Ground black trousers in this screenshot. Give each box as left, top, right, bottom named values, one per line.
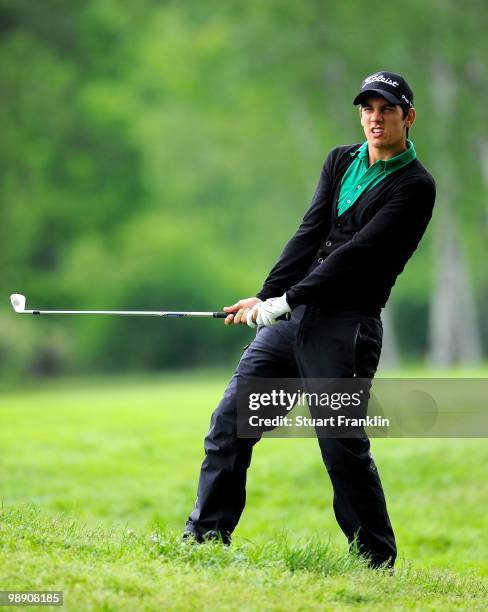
left=185, top=304, right=397, bottom=567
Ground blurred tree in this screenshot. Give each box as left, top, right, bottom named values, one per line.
left=426, top=3, right=485, bottom=366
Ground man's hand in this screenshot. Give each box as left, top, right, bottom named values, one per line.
left=223, top=297, right=262, bottom=326
left=254, top=294, right=291, bottom=327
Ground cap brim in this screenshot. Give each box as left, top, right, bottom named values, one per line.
left=353, top=88, right=402, bottom=106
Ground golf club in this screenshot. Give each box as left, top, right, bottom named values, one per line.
left=10, top=293, right=290, bottom=321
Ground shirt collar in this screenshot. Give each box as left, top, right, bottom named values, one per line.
left=350, top=139, right=417, bottom=170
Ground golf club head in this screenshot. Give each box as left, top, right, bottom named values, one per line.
left=10, top=293, right=26, bottom=313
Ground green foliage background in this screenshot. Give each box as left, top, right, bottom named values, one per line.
left=1, top=0, right=487, bottom=379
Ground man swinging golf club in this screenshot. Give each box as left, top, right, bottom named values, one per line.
left=184, top=71, right=436, bottom=569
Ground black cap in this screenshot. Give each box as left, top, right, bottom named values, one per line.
left=353, top=71, right=414, bottom=108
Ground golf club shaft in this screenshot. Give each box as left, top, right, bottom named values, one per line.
left=10, top=294, right=290, bottom=321
left=21, top=309, right=290, bottom=320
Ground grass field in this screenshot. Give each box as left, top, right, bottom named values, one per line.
left=1, top=371, right=487, bottom=610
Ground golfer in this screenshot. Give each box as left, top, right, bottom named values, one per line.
left=184, top=71, right=436, bottom=569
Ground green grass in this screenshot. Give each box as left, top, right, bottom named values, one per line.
left=1, top=371, right=487, bottom=610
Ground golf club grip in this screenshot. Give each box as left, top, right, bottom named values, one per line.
left=213, top=312, right=291, bottom=321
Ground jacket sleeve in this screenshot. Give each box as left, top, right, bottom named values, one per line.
left=285, top=176, right=436, bottom=308
left=256, top=150, right=337, bottom=301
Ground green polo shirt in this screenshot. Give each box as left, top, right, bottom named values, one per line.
left=337, top=140, right=417, bottom=216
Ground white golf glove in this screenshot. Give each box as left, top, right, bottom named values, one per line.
left=246, top=294, right=291, bottom=328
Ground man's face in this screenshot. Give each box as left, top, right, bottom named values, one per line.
left=359, top=95, right=414, bottom=150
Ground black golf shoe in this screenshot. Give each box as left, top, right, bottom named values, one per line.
left=182, top=528, right=231, bottom=545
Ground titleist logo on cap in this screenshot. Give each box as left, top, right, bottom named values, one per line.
left=362, top=73, right=399, bottom=88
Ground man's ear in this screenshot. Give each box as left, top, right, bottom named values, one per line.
left=406, top=107, right=416, bottom=128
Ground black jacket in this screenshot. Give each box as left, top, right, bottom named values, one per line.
left=256, top=144, right=436, bottom=315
